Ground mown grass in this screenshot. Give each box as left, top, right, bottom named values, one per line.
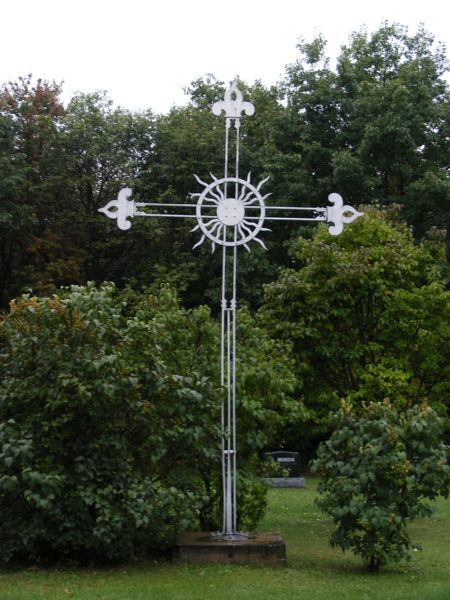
left=1, top=479, right=449, bottom=600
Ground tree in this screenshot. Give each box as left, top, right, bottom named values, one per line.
left=0, top=76, right=66, bottom=303
left=0, top=81, right=162, bottom=306
left=404, top=172, right=450, bottom=253
left=259, top=207, right=450, bottom=454
left=311, top=401, right=450, bottom=572
left=61, top=92, right=158, bottom=284
left=0, top=111, right=29, bottom=304
left=281, top=23, right=450, bottom=240
left=336, top=23, right=450, bottom=201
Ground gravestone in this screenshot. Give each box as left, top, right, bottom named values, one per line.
left=264, top=450, right=306, bottom=488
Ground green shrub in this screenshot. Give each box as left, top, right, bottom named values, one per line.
left=311, top=401, right=450, bottom=572
left=0, top=284, right=215, bottom=564
left=0, top=283, right=297, bottom=564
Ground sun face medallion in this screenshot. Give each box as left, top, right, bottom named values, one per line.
left=191, top=174, right=271, bottom=252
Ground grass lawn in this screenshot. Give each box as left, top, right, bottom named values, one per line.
left=1, top=479, right=449, bottom=600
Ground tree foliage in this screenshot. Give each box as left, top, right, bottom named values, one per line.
left=0, top=283, right=297, bottom=565
left=1, top=23, right=448, bottom=307
left=1, top=21, right=450, bottom=565
left=282, top=23, right=450, bottom=203
left=0, top=76, right=65, bottom=303
left=259, top=207, right=450, bottom=453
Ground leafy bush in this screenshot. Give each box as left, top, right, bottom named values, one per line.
left=0, top=284, right=214, bottom=564
left=259, top=208, right=450, bottom=455
left=0, top=283, right=297, bottom=565
left=311, top=401, right=450, bottom=572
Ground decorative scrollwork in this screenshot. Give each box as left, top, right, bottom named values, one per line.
left=212, top=83, right=255, bottom=126
left=191, top=173, right=270, bottom=251
left=98, top=187, right=134, bottom=230
left=327, top=193, right=364, bottom=236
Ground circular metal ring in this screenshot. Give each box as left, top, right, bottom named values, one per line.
left=195, top=177, right=266, bottom=247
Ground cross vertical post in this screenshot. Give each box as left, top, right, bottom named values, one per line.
left=209, top=83, right=256, bottom=538
left=99, top=83, right=363, bottom=539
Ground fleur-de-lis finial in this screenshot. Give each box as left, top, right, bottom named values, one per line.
left=327, top=193, right=364, bottom=235
left=212, top=82, right=255, bottom=126
left=98, top=187, right=134, bottom=230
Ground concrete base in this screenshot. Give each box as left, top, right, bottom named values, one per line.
left=264, top=477, right=306, bottom=488
left=173, top=531, right=286, bottom=565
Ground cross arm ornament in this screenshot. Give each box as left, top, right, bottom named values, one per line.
left=98, top=181, right=362, bottom=242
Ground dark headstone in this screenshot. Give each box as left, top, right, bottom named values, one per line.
left=264, top=451, right=301, bottom=477
left=264, top=450, right=306, bottom=488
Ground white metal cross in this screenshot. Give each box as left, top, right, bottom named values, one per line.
left=99, top=83, right=362, bottom=540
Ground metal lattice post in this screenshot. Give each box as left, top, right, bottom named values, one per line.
left=99, top=83, right=363, bottom=539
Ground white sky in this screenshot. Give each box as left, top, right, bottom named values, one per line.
left=1, top=0, right=449, bottom=114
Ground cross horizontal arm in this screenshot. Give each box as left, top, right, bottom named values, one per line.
left=259, top=204, right=327, bottom=223
left=264, top=205, right=327, bottom=213
left=134, top=211, right=197, bottom=219
left=135, top=202, right=198, bottom=209
left=133, top=200, right=197, bottom=219
left=98, top=188, right=362, bottom=237
left=134, top=201, right=198, bottom=220
left=98, top=190, right=199, bottom=229
left=134, top=203, right=328, bottom=223
left=246, top=215, right=327, bottom=222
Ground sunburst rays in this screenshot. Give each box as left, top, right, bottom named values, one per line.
left=191, top=174, right=271, bottom=252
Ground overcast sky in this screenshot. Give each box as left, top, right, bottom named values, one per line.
left=1, top=0, right=449, bottom=114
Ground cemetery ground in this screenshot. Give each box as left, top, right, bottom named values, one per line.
left=1, top=480, right=449, bottom=600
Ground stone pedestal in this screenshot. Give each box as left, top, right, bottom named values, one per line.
left=264, top=476, right=306, bottom=488
left=173, top=532, right=286, bottom=565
